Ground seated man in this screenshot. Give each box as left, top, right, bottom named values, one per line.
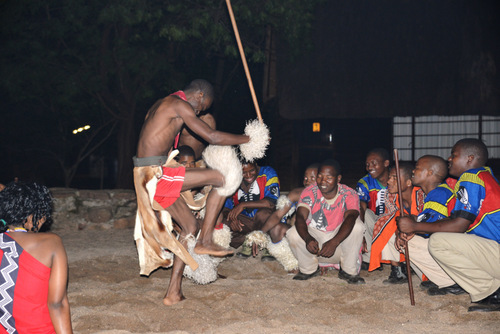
left=222, top=160, right=280, bottom=256
left=356, top=148, right=391, bottom=270
left=245, top=163, right=320, bottom=271
left=398, top=138, right=500, bottom=312
left=287, top=159, right=365, bottom=283
left=369, top=162, right=424, bottom=284
left=394, top=155, right=458, bottom=292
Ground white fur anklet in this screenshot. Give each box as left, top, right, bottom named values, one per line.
left=267, top=237, right=298, bottom=272
left=276, top=194, right=296, bottom=219
left=183, top=235, right=218, bottom=285
left=239, top=119, right=270, bottom=162
left=202, top=145, right=242, bottom=197
left=213, top=224, right=231, bottom=249
left=244, top=230, right=270, bottom=249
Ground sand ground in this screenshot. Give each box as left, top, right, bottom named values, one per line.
left=60, top=228, right=498, bottom=334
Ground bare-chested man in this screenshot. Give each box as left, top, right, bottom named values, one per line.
left=134, top=79, right=250, bottom=305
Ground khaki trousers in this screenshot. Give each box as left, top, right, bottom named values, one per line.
left=429, top=232, right=500, bottom=302
left=286, top=220, right=365, bottom=276
left=361, top=209, right=377, bottom=263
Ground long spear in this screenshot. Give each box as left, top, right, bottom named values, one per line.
left=394, top=149, right=416, bottom=306
left=225, top=0, right=263, bottom=123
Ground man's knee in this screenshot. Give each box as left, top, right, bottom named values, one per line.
left=351, top=219, right=367, bottom=237
left=428, top=232, right=451, bottom=258
left=254, top=208, right=273, bottom=226
left=269, top=223, right=289, bottom=243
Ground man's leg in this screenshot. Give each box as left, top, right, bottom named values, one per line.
left=408, top=235, right=455, bottom=288
left=362, top=210, right=377, bottom=263
left=163, top=198, right=199, bottom=305
left=286, top=226, right=320, bottom=275
left=337, top=218, right=365, bottom=276
left=429, top=232, right=500, bottom=302
left=179, top=168, right=233, bottom=256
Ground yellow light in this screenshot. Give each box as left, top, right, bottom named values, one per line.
left=72, top=124, right=91, bottom=134
left=312, top=122, right=320, bottom=132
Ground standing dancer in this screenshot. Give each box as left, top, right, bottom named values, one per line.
left=134, top=79, right=269, bottom=305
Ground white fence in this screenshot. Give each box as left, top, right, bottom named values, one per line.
left=393, top=115, right=500, bottom=161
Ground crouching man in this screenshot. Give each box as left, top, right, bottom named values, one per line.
left=287, top=159, right=365, bottom=283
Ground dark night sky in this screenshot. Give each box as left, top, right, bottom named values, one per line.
left=1, top=1, right=499, bottom=189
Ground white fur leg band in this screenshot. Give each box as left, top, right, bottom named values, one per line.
left=183, top=235, right=218, bottom=285
left=213, top=224, right=231, bottom=249
left=267, top=237, right=299, bottom=272
left=202, top=145, right=242, bottom=197
left=276, top=194, right=296, bottom=219
left=239, top=119, right=270, bottom=162
left=244, top=230, right=269, bottom=249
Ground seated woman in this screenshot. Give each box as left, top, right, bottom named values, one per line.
left=0, top=182, right=73, bottom=333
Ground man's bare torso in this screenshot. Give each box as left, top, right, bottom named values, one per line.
left=136, top=96, right=191, bottom=158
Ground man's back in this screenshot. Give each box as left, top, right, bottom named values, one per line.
left=137, top=95, right=188, bottom=158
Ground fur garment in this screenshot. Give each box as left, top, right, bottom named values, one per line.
left=183, top=224, right=232, bottom=284
left=239, top=119, right=270, bottom=162
left=244, top=230, right=269, bottom=249
left=276, top=194, right=296, bottom=219
left=202, top=145, right=242, bottom=197
left=267, top=237, right=299, bottom=272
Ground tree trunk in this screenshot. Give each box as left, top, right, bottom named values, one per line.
left=115, top=113, right=136, bottom=189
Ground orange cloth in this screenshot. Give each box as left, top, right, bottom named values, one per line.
left=368, top=187, right=425, bottom=271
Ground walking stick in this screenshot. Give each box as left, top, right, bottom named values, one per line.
left=225, top=0, right=263, bottom=123
left=394, top=149, right=416, bottom=306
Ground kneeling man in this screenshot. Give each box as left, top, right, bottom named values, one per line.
left=287, top=159, right=365, bottom=283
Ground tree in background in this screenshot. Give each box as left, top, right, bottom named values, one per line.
left=0, top=0, right=320, bottom=188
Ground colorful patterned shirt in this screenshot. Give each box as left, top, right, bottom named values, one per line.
left=416, top=183, right=456, bottom=237
left=356, top=174, right=387, bottom=215
left=451, top=167, right=500, bottom=243
left=298, top=183, right=359, bottom=232
left=224, top=166, right=280, bottom=218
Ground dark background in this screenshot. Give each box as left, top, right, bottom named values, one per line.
left=1, top=0, right=498, bottom=190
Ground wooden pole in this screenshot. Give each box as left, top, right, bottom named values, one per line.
left=394, top=149, right=416, bottom=306
left=225, top=0, right=263, bottom=122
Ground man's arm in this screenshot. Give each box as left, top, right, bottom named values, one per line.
left=318, top=209, right=359, bottom=258
left=397, top=216, right=470, bottom=234
left=295, top=206, right=319, bottom=255
left=177, top=104, right=249, bottom=146
left=227, top=199, right=275, bottom=222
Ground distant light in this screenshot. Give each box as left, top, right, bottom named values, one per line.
left=312, top=122, right=320, bottom=132
left=72, top=124, right=91, bottom=135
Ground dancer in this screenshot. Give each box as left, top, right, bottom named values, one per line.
left=134, top=79, right=269, bottom=305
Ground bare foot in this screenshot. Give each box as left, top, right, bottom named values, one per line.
left=194, top=241, right=234, bottom=257
left=163, top=293, right=186, bottom=306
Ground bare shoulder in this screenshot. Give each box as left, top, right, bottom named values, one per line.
left=199, top=113, right=216, bottom=128
left=36, top=232, right=65, bottom=250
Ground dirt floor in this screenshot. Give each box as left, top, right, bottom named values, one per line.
left=60, top=228, right=498, bottom=334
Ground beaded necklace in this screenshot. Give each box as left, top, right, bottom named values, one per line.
left=6, top=227, right=28, bottom=233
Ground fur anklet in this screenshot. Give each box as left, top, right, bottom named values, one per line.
left=267, top=237, right=299, bottom=272
left=244, top=230, right=270, bottom=249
